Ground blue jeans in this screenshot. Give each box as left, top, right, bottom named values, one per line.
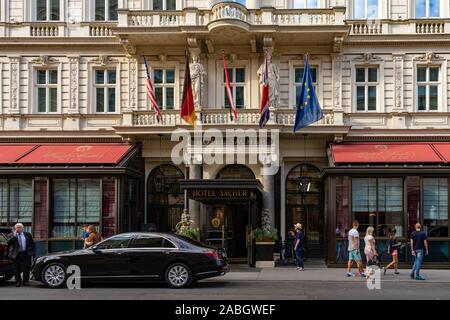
left=295, top=248, right=304, bottom=268
left=412, top=249, right=424, bottom=277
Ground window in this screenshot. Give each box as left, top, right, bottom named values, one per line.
left=95, top=69, right=117, bottom=113
left=423, top=178, right=448, bottom=238
left=416, top=0, right=440, bottom=18
left=354, top=0, right=379, bottom=19
left=355, top=67, right=378, bottom=112
left=52, top=179, right=101, bottom=238
left=293, top=0, right=318, bottom=8
left=417, top=66, right=440, bottom=111
left=97, top=234, right=133, bottom=250
left=294, top=66, right=318, bottom=108
left=154, top=69, right=176, bottom=110
left=95, top=0, right=118, bottom=21
left=130, top=236, right=176, bottom=248
left=36, top=0, right=60, bottom=21
left=36, top=70, right=58, bottom=113
left=153, top=0, right=176, bottom=10
left=352, top=178, right=403, bottom=237
left=0, top=179, right=33, bottom=232
left=223, top=68, right=245, bottom=109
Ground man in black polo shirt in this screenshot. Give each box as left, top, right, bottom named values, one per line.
left=410, top=223, right=429, bottom=281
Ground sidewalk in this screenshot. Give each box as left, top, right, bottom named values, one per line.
left=221, top=263, right=450, bottom=283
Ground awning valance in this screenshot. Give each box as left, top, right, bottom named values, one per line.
left=331, top=143, right=448, bottom=164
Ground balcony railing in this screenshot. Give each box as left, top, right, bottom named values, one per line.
left=121, top=4, right=346, bottom=28
left=131, top=108, right=335, bottom=127
left=348, top=19, right=450, bottom=36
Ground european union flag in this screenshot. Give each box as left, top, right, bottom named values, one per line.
left=293, top=56, right=323, bottom=133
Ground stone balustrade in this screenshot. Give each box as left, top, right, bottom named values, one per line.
left=132, top=109, right=335, bottom=127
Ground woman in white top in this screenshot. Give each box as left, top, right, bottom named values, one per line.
left=364, top=227, right=378, bottom=278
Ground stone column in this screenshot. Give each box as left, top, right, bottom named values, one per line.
left=280, top=160, right=286, bottom=241
left=188, top=165, right=202, bottom=225
left=261, top=166, right=275, bottom=229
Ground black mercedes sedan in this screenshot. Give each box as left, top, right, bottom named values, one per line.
left=32, top=233, right=228, bottom=289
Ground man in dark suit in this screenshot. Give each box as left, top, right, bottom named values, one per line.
left=7, top=223, right=34, bottom=287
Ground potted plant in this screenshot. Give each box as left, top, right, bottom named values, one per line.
left=253, top=209, right=278, bottom=267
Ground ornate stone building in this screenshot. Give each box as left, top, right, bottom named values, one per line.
left=0, top=0, right=449, bottom=266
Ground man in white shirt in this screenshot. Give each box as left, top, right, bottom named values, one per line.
left=347, top=221, right=365, bottom=277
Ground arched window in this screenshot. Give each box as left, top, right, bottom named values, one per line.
left=216, top=165, right=255, bottom=180
left=286, top=164, right=320, bottom=194
left=147, top=165, right=184, bottom=232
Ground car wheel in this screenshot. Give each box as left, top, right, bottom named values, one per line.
left=42, top=263, right=67, bottom=288
left=0, top=273, right=13, bottom=283
left=165, top=263, right=192, bottom=289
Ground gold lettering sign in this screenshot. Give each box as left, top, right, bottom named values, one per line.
left=191, top=189, right=250, bottom=199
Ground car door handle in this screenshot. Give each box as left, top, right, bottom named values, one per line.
left=117, top=251, right=126, bottom=255
left=163, top=251, right=171, bottom=255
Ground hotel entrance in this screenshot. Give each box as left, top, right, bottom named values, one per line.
left=205, top=203, right=249, bottom=263
left=180, top=179, right=263, bottom=267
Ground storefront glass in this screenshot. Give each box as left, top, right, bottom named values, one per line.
left=52, top=178, right=101, bottom=238
left=423, top=178, right=449, bottom=237
left=0, top=178, right=33, bottom=232
left=352, top=177, right=403, bottom=237
left=407, top=176, right=420, bottom=236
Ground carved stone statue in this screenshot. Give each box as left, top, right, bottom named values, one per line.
left=176, top=209, right=196, bottom=234
left=257, top=52, right=280, bottom=109
left=190, top=54, right=207, bottom=109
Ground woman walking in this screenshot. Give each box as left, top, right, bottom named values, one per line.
left=383, top=228, right=401, bottom=275
left=364, top=227, right=378, bottom=279
left=294, top=223, right=305, bottom=271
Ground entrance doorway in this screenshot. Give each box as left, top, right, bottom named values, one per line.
left=180, top=178, right=263, bottom=267
left=286, top=164, right=323, bottom=258
left=206, top=204, right=248, bottom=263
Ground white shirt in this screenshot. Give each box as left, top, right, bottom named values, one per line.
left=348, top=228, right=359, bottom=251
left=364, top=235, right=374, bottom=250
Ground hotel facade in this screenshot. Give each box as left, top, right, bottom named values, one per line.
left=0, top=0, right=450, bottom=267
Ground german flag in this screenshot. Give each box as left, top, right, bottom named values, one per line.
left=180, top=54, right=196, bottom=127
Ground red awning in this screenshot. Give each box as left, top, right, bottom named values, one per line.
left=331, top=143, right=445, bottom=164
left=0, top=145, right=37, bottom=164
left=431, top=143, right=450, bottom=163
left=15, top=144, right=132, bottom=165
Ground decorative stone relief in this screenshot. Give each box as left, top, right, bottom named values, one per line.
left=414, top=52, right=445, bottom=64
left=331, top=53, right=342, bottom=110
left=68, top=56, right=80, bottom=113
left=393, top=54, right=404, bottom=110
left=120, top=38, right=136, bottom=56
left=31, top=55, right=58, bottom=66
left=9, top=56, right=20, bottom=113
left=90, top=55, right=117, bottom=66
left=353, top=53, right=383, bottom=64
left=128, top=56, right=138, bottom=111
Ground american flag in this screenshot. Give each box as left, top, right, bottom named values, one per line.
left=143, top=56, right=162, bottom=122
